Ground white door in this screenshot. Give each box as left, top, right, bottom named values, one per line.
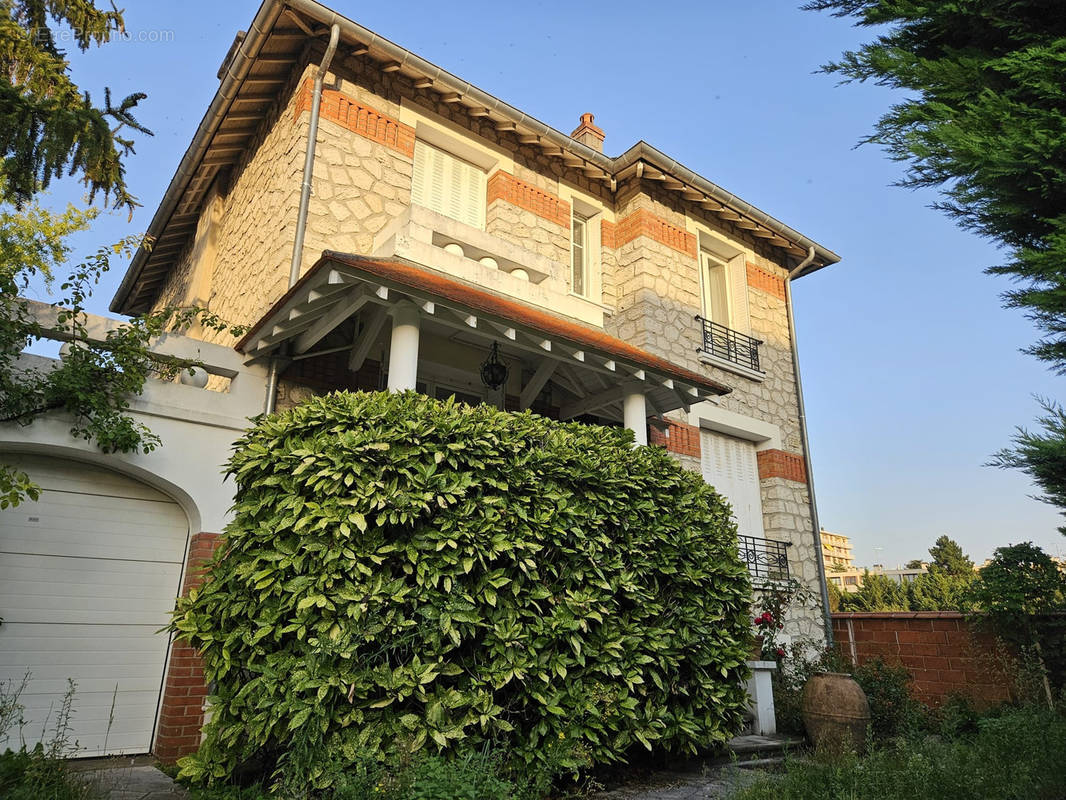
left=699, top=430, right=764, bottom=540
left=0, top=454, right=189, bottom=756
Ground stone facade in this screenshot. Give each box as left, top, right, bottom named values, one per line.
left=147, top=43, right=828, bottom=647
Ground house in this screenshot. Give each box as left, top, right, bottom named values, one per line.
left=0, top=0, right=840, bottom=762
left=828, top=564, right=929, bottom=593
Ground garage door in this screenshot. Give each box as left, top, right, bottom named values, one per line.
left=0, top=454, right=189, bottom=756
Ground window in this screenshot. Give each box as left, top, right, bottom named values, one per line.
left=700, top=429, right=764, bottom=540
left=844, top=576, right=858, bottom=586
left=700, top=249, right=731, bottom=326
left=571, top=212, right=588, bottom=297
left=411, top=139, right=486, bottom=229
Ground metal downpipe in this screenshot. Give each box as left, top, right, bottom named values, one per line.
left=265, top=22, right=340, bottom=415
left=786, top=246, right=834, bottom=646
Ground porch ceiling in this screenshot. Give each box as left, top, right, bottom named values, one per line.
left=237, top=253, right=731, bottom=418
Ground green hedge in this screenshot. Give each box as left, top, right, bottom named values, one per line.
left=173, top=391, right=752, bottom=785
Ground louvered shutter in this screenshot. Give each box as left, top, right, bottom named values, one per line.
left=700, top=429, right=764, bottom=539
left=412, top=140, right=486, bottom=229
left=727, top=253, right=751, bottom=335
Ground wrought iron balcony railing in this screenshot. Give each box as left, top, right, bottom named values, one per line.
left=696, top=316, right=763, bottom=372
left=739, top=534, right=790, bottom=581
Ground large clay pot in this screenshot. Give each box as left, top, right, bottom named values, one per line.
left=801, top=672, right=870, bottom=753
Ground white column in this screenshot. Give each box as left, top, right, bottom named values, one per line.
left=745, top=660, right=778, bottom=735
left=623, top=390, right=648, bottom=446
left=386, top=301, right=420, bottom=392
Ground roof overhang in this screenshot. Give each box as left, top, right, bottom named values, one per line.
left=111, top=0, right=840, bottom=316
left=238, top=253, right=730, bottom=417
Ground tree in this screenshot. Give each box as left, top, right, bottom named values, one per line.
left=989, top=400, right=1066, bottom=534
left=805, top=0, right=1066, bottom=526
left=0, top=4, right=242, bottom=507
left=928, top=535, right=975, bottom=577
left=904, top=559, right=925, bottom=570
left=838, top=571, right=909, bottom=612
left=907, top=571, right=972, bottom=612
left=1, top=0, right=151, bottom=214
left=969, top=541, right=1066, bottom=706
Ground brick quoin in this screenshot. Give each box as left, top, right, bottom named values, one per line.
left=293, top=78, right=415, bottom=158
left=746, top=262, right=786, bottom=300
left=486, top=171, right=571, bottom=227
left=155, top=532, right=222, bottom=764
left=832, top=612, right=1013, bottom=708
left=649, top=419, right=701, bottom=458
left=756, top=449, right=807, bottom=483
left=601, top=218, right=617, bottom=249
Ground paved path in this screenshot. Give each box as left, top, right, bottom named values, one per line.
left=78, top=764, right=188, bottom=800
left=592, top=764, right=765, bottom=799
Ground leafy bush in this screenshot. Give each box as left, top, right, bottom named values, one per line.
left=172, top=391, right=752, bottom=787
left=851, top=659, right=924, bottom=740
left=731, top=708, right=1066, bottom=800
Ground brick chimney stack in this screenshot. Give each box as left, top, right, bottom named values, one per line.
left=571, top=113, right=605, bottom=153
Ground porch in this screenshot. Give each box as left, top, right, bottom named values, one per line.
left=237, top=252, right=732, bottom=443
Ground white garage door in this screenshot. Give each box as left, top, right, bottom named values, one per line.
left=0, top=454, right=189, bottom=756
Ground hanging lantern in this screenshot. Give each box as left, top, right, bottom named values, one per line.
left=480, top=341, right=509, bottom=390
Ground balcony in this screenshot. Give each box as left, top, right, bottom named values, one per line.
left=696, top=316, right=763, bottom=375
left=739, top=535, right=790, bottom=582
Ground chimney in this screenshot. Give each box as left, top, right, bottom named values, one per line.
left=571, top=112, right=605, bottom=153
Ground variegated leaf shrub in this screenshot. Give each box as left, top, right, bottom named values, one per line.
left=172, top=391, right=752, bottom=785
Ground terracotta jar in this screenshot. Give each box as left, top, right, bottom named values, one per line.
left=801, top=672, right=871, bottom=753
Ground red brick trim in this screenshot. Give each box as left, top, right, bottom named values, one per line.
left=614, top=209, right=697, bottom=257
left=650, top=419, right=701, bottom=458
left=756, top=449, right=807, bottom=483
left=294, top=78, right=415, bottom=158
left=155, top=532, right=222, bottom=764
left=601, top=219, right=617, bottom=249
left=486, top=171, right=570, bottom=227
left=746, top=263, right=786, bottom=300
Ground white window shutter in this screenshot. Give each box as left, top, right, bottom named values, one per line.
left=412, top=140, right=485, bottom=229
left=700, top=429, right=764, bottom=540
left=728, top=254, right=751, bottom=336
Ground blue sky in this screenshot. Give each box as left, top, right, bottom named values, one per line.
left=36, top=0, right=1065, bottom=566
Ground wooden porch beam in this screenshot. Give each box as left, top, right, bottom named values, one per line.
left=519, top=359, right=557, bottom=410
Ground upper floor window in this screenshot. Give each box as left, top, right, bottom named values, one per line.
left=571, top=212, right=588, bottom=297
left=411, top=139, right=486, bottom=229
left=700, top=249, right=731, bottom=326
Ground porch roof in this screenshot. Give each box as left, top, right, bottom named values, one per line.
left=237, top=253, right=731, bottom=414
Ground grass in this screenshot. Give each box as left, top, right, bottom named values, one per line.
left=731, top=708, right=1066, bottom=800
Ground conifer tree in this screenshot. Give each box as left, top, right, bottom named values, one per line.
left=806, top=0, right=1066, bottom=528
left=1, top=0, right=151, bottom=214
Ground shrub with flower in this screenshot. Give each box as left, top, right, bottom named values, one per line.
left=752, top=609, right=787, bottom=661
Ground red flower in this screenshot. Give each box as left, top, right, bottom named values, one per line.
left=775, top=647, right=786, bottom=658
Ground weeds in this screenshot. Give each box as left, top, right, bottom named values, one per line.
left=0, top=674, right=101, bottom=800
left=731, top=708, right=1066, bottom=800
